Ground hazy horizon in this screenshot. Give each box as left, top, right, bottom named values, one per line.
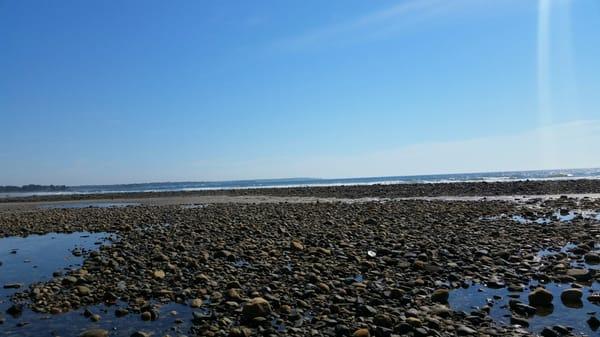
left=2, top=0, right=600, bottom=185
left=4, top=165, right=600, bottom=188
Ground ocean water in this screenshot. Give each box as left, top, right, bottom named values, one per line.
left=2, top=168, right=600, bottom=198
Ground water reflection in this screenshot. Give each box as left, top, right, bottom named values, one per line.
left=449, top=281, right=600, bottom=335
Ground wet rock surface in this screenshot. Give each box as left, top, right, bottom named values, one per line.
left=0, top=191, right=599, bottom=336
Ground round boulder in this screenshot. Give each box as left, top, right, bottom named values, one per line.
left=528, top=287, right=553, bottom=306
left=242, top=297, right=272, bottom=320
left=560, top=288, right=583, bottom=305
left=431, top=289, right=450, bottom=303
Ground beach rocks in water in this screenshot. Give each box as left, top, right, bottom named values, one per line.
left=566, top=268, right=593, bottom=281
left=587, top=316, right=600, bottom=330
left=6, top=304, right=23, bottom=317
left=241, top=297, right=271, bottom=320
left=3, top=283, right=22, bottom=289
left=588, top=293, right=600, bottom=303
left=560, top=288, right=583, bottom=305
left=584, top=253, right=600, bottom=264
left=528, top=288, right=553, bottom=306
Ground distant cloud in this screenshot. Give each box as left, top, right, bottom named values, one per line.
left=197, top=120, right=600, bottom=180
left=272, top=0, right=445, bottom=51
left=296, top=120, right=600, bottom=178
left=271, top=0, right=531, bottom=52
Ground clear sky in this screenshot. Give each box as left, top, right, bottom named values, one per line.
left=1, top=0, right=599, bottom=185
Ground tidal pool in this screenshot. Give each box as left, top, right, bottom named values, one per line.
left=449, top=281, right=600, bottom=336
left=0, top=231, right=199, bottom=336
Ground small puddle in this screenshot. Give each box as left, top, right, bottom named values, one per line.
left=38, top=202, right=140, bottom=209
left=449, top=281, right=599, bottom=336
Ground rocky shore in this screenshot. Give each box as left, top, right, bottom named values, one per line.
left=0, top=192, right=599, bottom=336
left=2, top=179, right=600, bottom=204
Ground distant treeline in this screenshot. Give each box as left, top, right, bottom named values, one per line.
left=0, top=184, right=69, bottom=193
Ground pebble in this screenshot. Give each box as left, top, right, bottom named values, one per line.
left=352, top=328, right=370, bottom=337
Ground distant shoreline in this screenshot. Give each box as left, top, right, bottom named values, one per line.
left=0, top=184, right=68, bottom=193
left=2, top=178, right=600, bottom=204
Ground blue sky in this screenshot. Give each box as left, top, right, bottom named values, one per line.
left=1, top=0, right=599, bottom=185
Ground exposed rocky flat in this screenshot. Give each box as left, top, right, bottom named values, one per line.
left=1, top=192, right=599, bottom=336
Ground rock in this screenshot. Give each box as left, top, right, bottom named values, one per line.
left=540, top=327, right=559, bottom=337
left=140, top=311, right=151, bottom=321
left=456, top=325, right=477, bottom=335
left=373, top=313, right=394, bottom=328
left=510, top=315, right=529, bottom=327
left=229, top=327, right=252, bottom=337
left=560, top=288, right=582, bottom=305
left=6, top=304, right=23, bottom=317
left=357, top=304, right=377, bottom=317
left=291, top=240, right=304, bottom=251
left=90, top=314, right=101, bottom=322
left=552, top=325, right=570, bottom=334
left=76, top=285, right=91, bottom=296
left=153, top=270, right=166, bottom=279
left=406, top=317, right=422, bottom=327
left=353, top=328, right=370, bottom=337
left=115, top=308, right=129, bottom=317
left=227, top=288, right=243, bottom=301
left=191, top=298, right=203, bottom=308
left=566, top=268, right=593, bottom=281
left=80, top=329, right=109, bottom=337
left=588, top=293, right=600, bottom=303
left=528, top=287, right=553, bottom=306
left=3, top=283, right=22, bottom=289
left=62, top=276, right=78, bottom=285
left=584, top=253, right=600, bottom=264
left=588, top=316, right=600, bottom=330
left=241, top=297, right=271, bottom=319
left=509, top=300, right=536, bottom=316
left=130, top=332, right=151, bottom=337
left=431, top=289, right=449, bottom=303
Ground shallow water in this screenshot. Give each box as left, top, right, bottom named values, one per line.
left=0, top=232, right=198, bottom=336
left=38, top=202, right=140, bottom=209
left=482, top=209, right=600, bottom=226
left=0, top=232, right=113, bottom=299
left=536, top=242, right=600, bottom=271
left=449, top=282, right=600, bottom=336
left=0, top=300, right=193, bottom=337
